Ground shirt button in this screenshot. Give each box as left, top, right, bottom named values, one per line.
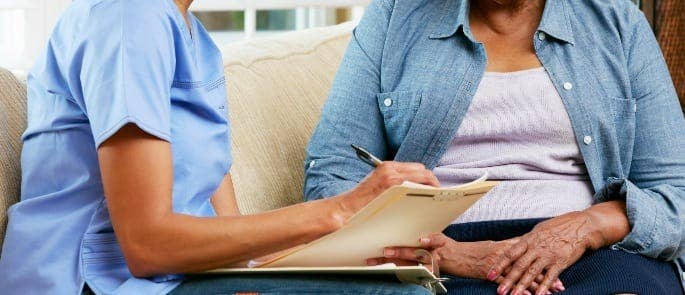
left=383, top=98, right=393, bottom=107
left=309, top=160, right=316, bottom=168
left=563, top=82, right=573, bottom=90
left=583, top=136, right=593, bottom=145
left=538, top=32, right=546, bottom=41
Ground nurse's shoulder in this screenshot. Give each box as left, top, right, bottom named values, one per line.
left=80, top=0, right=178, bottom=38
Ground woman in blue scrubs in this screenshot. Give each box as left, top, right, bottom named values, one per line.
left=0, top=0, right=439, bottom=294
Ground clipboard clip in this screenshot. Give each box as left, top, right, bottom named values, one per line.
left=415, top=249, right=451, bottom=294
left=433, top=192, right=466, bottom=201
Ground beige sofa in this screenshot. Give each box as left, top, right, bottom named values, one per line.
left=0, top=22, right=354, bottom=253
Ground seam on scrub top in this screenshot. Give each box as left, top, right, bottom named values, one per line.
left=172, top=76, right=225, bottom=91
left=95, top=116, right=171, bottom=146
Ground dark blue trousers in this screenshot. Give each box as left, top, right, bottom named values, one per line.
left=442, top=219, right=684, bottom=295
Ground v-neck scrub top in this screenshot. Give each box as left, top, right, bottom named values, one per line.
left=0, top=0, right=231, bottom=294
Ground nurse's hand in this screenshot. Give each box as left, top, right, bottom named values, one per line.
left=368, top=234, right=565, bottom=295
left=336, top=162, right=439, bottom=222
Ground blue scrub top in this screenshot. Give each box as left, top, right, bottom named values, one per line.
left=0, top=0, right=231, bottom=294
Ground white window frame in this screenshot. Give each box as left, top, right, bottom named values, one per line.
left=191, top=0, right=370, bottom=39
left=1, top=0, right=71, bottom=74
left=0, top=0, right=369, bottom=73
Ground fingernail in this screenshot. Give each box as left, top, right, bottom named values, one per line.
left=383, top=249, right=396, bottom=257
left=487, top=270, right=498, bottom=281
left=512, top=289, right=521, bottom=295
left=524, top=291, right=532, bottom=295
left=553, top=281, right=565, bottom=291
left=366, top=259, right=377, bottom=266
left=498, top=285, right=509, bottom=295
left=419, top=237, right=430, bottom=245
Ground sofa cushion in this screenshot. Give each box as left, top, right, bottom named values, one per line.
left=0, top=68, right=27, bottom=250
left=221, top=22, right=353, bottom=214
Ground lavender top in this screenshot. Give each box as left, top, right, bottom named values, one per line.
left=433, top=68, right=595, bottom=224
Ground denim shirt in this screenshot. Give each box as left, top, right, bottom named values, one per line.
left=304, top=0, right=685, bottom=278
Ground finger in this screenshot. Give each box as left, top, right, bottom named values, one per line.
left=551, top=279, right=565, bottom=292
left=494, top=274, right=545, bottom=294
left=407, top=170, right=440, bottom=187
left=496, top=252, right=537, bottom=295
left=366, top=257, right=418, bottom=267
left=383, top=247, right=423, bottom=262
left=530, top=277, right=564, bottom=293
left=393, top=162, right=427, bottom=173
left=419, top=233, right=450, bottom=249
left=512, top=259, right=549, bottom=295
left=488, top=242, right=525, bottom=282
left=394, top=164, right=440, bottom=187
left=489, top=241, right=528, bottom=281
left=535, top=266, right=563, bottom=295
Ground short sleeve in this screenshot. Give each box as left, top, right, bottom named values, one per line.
left=78, top=2, right=175, bottom=147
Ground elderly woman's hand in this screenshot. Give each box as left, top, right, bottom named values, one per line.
left=488, top=201, right=630, bottom=295
left=367, top=234, right=564, bottom=294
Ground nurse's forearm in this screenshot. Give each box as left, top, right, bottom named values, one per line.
left=124, top=196, right=346, bottom=277
left=99, top=125, right=439, bottom=278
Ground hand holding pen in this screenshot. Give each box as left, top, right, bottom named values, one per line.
left=350, top=144, right=440, bottom=186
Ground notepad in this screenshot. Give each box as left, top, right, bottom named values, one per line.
left=256, top=173, right=496, bottom=268
left=206, top=174, right=496, bottom=293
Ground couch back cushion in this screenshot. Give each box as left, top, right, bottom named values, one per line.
left=0, top=68, right=26, bottom=249
left=221, top=23, right=352, bottom=214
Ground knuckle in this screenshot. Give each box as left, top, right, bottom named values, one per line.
left=503, top=249, right=516, bottom=260
left=513, top=259, right=528, bottom=270
left=528, top=264, right=542, bottom=274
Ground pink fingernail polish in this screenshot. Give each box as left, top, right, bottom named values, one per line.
left=419, top=237, right=430, bottom=245
left=487, top=270, right=498, bottom=281
left=383, top=249, right=396, bottom=257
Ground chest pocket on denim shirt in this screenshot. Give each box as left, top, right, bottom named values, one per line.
left=377, top=90, right=422, bottom=150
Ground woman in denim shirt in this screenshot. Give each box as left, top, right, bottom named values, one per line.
left=305, top=0, right=685, bottom=294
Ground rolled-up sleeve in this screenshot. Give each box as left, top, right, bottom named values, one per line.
left=604, top=6, right=685, bottom=261
left=303, top=0, right=395, bottom=201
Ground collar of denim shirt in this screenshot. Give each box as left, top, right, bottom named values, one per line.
left=428, top=0, right=575, bottom=45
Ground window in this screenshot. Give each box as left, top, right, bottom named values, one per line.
left=191, top=1, right=369, bottom=44
left=0, top=0, right=369, bottom=74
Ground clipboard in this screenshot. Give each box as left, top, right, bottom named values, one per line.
left=204, top=175, right=497, bottom=294
left=203, top=264, right=448, bottom=294
left=259, top=177, right=497, bottom=268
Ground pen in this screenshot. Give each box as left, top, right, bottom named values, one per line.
left=351, top=144, right=383, bottom=168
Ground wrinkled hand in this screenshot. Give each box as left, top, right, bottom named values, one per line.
left=367, top=234, right=564, bottom=294
left=488, top=212, right=603, bottom=295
